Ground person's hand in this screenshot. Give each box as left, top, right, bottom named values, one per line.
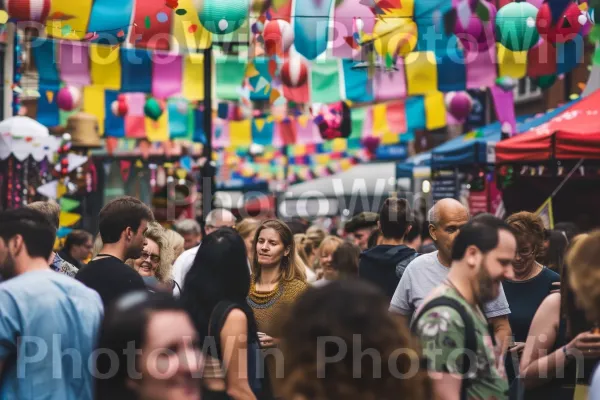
left=566, top=332, right=600, bottom=358
left=509, top=342, right=526, bottom=355
left=551, top=281, right=561, bottom=294
left=258, top=332, right=278, bottom=348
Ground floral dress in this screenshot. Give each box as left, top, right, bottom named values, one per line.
left=414, top=286, right=509, bottom=400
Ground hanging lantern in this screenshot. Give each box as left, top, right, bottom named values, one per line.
left=57, top=86, right=82, bottom=111
left=445, top=91, right=473, bottom=121
left=372, top=17, right=418, bottom=57
left=144, top=98, right=164, bottom=121
left=199, top=0, right=249, bottom=34
left=5, top=0, right=51, bottom=23
left=536, top=2, right=584, bottom=44
left=263, top=19, right=294, bottom=56
left=280, top=56, right=308, bottom=88
left=495, top=2, right=539, bottom=51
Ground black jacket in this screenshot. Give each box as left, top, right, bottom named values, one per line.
left=358, top=245, right=418, bottom=298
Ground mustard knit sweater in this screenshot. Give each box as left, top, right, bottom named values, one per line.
left=247, top=278, right=307, bottom=335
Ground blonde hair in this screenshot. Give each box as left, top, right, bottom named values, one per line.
left=252, top=219, right=306, bottom=282
left=92, top=233, right=103, bottom=258
left=164, top=229, right=185, bottom=260
left=143, top=223, right=175, bottom=283
left=306, top=226, right=327, bottom=249
left=294, top=234, right=313, bottom=266
left=236, top=218, right=260, bottom=239
left=566, top=231, right=600, bottom=323
left=318, top=236, right=344, bottom=258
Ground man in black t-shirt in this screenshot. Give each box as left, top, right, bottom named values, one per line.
left=76, top=196, right=154, bottom=308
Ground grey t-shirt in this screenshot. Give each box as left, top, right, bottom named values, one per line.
left=389, top=251, right=511, bottom=319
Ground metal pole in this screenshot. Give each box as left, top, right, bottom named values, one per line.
left=201, top=46, right=215, bottom=217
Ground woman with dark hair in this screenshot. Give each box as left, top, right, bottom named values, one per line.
left=95, top=291, right=203, bottom=400
left=540, top=229, right=569, bottom=274
left=279, top=280, right=431, bottom=400
left=519, top=234, right=600, bottom=399
left=181, top=228, right=268, bottom=400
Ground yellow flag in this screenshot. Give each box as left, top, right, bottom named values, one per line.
left=229, top=120, right=252, bottom=147
left=90, top=44, right=121, bottom=90
left=46, top=0, right=93, bottom=40
left=83, top=85, right=105, bottom=135
left=535, top=197, right=554, bottom=229
left=405, top=51, right=438, bottom=95
left=425, top=92, right=446, bottom=130
left=60, top=212, right=81, bottom=227
left=145, top=107, right=169, bottom=142
left=182, top=53, right=205, bottom=101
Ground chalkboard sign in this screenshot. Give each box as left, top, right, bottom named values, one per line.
left=433, top=172, right=458, bottom=201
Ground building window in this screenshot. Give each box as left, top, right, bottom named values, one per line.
left=514, top=78, right=543, bottom=103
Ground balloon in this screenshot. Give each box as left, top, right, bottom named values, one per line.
left=199, top=0, right=249, bottom=34
left=144, top=98, right=164, bottom=121
left=495, top=2, right=539, bottom=51
left=534, top=74, right=557, bottom=89
left=111, top=100, right=128, bottom=117
left=280, top=56, right=308, bottom=88
left=373, top=17, right=418, bottom=57
left=445, top=91, right=473, bottom=121
left=5, top=0, right=51, bottom=23
left=536, top=2, right=584, bottom=44
left=56, top=86, right=82, bottom=111
left=263, top=19, right=294, bottom=55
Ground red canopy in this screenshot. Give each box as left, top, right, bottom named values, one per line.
left=495, top=90, right=600, bottom=163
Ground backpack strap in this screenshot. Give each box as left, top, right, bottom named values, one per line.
left=412, top=296, right=478, bottom=400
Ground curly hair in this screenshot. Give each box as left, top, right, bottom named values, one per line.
left=506, top=211, right=545, bottom=254
left=144, top=223, right=175, bottom=284
left=279, top=280, right=431, bottom=400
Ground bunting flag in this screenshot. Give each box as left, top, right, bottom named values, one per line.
left=87, top=0, right=135, bottom=42
left=59, top=211, right=82, bottom=227
left=183, top=53, right=205, bottom=101
left=152, top=53, right=183, bottom=98
left=145, top=106, right=169, bottom=142
left=60, top=197, right=81, bottom=212
left=424, top=92, right=446, bottom=130
left=405, top=52, right=438, bottom=95
left=83, top=85, right=105, bottom=134
left=311, top=59, right=342, bottom=104
left=90, top=44, right=122, bottom=90
left=120, top=48, right=153, bottom=92
left=46, top=0, right=93, bottom=40
left=58, top=41, right=91, bottom=86
left=374, top=58, right=406, bottom=101
left=535, top=197, right=554, bottom=229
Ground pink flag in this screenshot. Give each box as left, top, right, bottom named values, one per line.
left=58, top=41, right=91, bottom=86
left=152, top=52, right=183, bottom=99
left=125, top=93, right=147, bottom=138
left=374, top=59, right=406, bottom=101
left=490, top=85, right=516, bottom=136
left=466, top=50, right=497, bottom=89
left=212, top=120, right=231, bottom=149
left=332, top=0, right=375, bottom=58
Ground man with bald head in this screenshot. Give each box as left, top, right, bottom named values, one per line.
left=390, top=198, right=512, bottom=347
left=171, top=208, right=236, bottom=294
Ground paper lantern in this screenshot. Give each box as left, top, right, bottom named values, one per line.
left=315, top=101, right=351, bottom=140
left=199, top=0, right=249, bottom=34
left=536, top=2, right=584, bottom=44
left=5, top=0, right=51, bottom=23
left=495, top=2, right=539, bottom=51
left=263, top=19, right=294, bottom=56
left=373, top=18, right=418, bottom=57
left=534, top=74, right=557, bottom=89
left=280, top=57, right=308, bottom=88
left=57, top=86, right=82, bottom=111
left=144, top=98, right=164, bottom=121
left=445, top=91, right=473, bottom=121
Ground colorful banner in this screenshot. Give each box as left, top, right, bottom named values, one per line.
left=88, top=0, right=135, bottom=42
left=152, top=53, right=183, bottom=98
left=58, top=41, right=91, bottom=86
left=132, top=0, right=172, bottom=50
left=90, top=44, right=122, bottom=90
left=46, top=0, right=93, bottom=40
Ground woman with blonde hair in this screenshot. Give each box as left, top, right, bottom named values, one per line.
left=313, top=235, right=343, bottom=284
left=247, top=219, right=307, bottom=349
left=128, top=223, right=175, bottom=289
left=164, top=229, right=185, bottom=261
left=236, top=218, right=260, bottom=264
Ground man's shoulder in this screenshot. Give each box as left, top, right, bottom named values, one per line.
left=174, top=245, right=199, bottom=266
left=404, top=251, right=438, bottom=274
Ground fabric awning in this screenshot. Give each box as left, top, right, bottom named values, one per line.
left=496, top=90, right=600, bottom=163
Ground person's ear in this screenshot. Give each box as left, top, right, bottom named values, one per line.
left=9, top=235, right=24, bottom=257
left=465, top=246, right=482, bottom=270
left=429, top=224, right=437, bottom=241
left=124, top=227, right=133, bottom=242
left=284, top=246, right=291, bottom=257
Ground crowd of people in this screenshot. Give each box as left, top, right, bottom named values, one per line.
left=1, top=194, right=600, bottom=399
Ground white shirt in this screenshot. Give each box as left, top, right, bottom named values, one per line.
left=305, top=266, right=317, bottom=283
left=172, top=244, right=199, bottom=297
